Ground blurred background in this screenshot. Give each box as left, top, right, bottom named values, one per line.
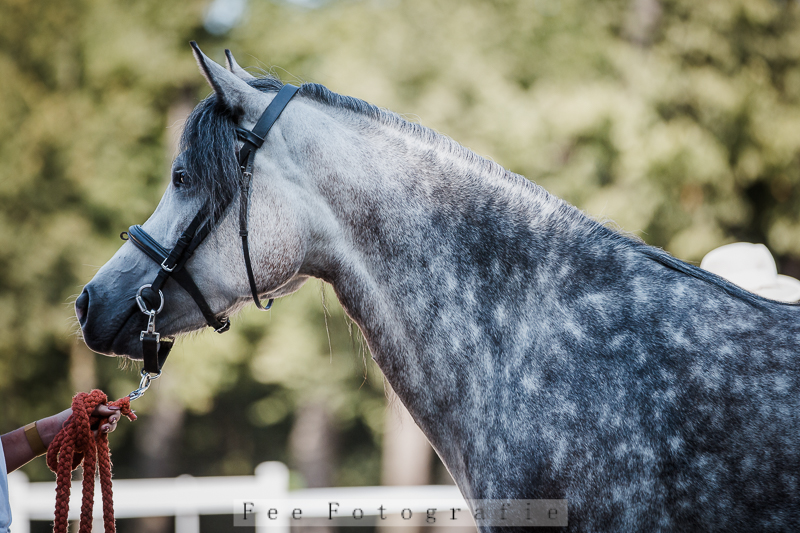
left=2, top=0, right=800, bottom=531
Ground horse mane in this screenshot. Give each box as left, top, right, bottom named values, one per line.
left=582, top=215, right=796, bottom=309
left=179, top=75, right=797, bottom=310
left=180, top=74, right=510, bottom=221
left=630, top=239, right=800, bottom=308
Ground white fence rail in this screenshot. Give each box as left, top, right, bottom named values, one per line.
left=8, top=462, right=467, bottom=532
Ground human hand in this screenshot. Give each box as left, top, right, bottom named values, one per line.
left=2, top=402, right=124, bottom=472
left=90, top=404, right=122, bottom=435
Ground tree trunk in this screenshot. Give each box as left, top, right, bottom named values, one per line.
left=378, top=387, right=434, bottom=533
left=288, top=400, right=337, bottom=533
left=625, top=0, right=662, bottom=47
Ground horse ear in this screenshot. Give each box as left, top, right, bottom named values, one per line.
left=224, top=49, right=256, bottom=81
left=191, top=41, right=259, bottom=115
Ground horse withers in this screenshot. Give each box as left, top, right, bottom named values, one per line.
left=75, top=45, right=800, bottom=531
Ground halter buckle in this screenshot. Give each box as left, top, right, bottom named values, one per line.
left=136, top=284, right=164, bottom=315
left=214, top=317, right=231, bottom=333
left=160, top=257, right=176, bottom=272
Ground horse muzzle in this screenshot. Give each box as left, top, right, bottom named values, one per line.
left=76, top=283, right=162, bottom=358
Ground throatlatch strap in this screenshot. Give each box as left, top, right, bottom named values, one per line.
left=235, top=85, right=299, bottom=311
left=239, top=151, right=272, bottom=311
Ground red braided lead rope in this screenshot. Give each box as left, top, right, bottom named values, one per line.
left=46, top=390, right=136, bottom=533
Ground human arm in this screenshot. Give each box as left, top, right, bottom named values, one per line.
left=1, top=405, right=121, bottom=473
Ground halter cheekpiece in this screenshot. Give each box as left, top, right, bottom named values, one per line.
left=121, top=84, right=300, bottom=381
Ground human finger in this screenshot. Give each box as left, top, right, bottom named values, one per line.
left=93, top=404, right=121, bottom=418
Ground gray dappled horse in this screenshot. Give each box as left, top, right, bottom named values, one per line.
left=76, top=46, right=800, bottom=531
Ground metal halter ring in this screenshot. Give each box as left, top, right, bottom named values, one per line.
left=136, top=284, right=164, bottom=315
left=128, top=368, right=162, bottom=402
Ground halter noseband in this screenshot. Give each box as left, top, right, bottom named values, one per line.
left=123, top=84, right=299, bottom=377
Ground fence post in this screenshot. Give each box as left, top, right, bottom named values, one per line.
left=175, top=474, right=200, bottom=533
left=7, top=470, right=31, bottom=533
left=254, top=462, right=289, bottom=533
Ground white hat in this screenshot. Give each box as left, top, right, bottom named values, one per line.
left=700, top=242, right=800, bottom=303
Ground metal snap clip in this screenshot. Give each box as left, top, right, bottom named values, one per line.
left=136, top=284, right=164, bottom=315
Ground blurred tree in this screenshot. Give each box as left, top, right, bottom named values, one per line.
left=0, top=0, right=206, bottom=480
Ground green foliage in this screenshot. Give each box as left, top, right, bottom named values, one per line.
left=2, top=0, right=800, bottom=486
left=0, top=0, right=214, bottom=478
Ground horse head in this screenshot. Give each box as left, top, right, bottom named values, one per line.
left=76, top=45, right=317, bottom=361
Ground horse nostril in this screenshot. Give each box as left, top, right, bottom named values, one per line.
left=76, top=288, right=90, bottom=326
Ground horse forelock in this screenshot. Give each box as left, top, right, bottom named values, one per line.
left=179, top=76, right=287, bottom=223
left=179, top=95, right=241, bottom=223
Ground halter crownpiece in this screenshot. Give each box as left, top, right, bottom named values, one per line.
left=122, top=84, right=300, bottom=384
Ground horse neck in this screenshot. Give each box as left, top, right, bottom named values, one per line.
left=304, top=109, right=606, bottom=414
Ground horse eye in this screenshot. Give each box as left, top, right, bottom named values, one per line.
left=172, top=168, right=188, bottom=188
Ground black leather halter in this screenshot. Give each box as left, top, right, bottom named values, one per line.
left=123, top=84, right=299, bottom=376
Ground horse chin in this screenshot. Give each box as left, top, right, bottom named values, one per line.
left=110, top=334, right=168, bottom=361
left=102, top=323, right=178, bottom=361
left=79, top=302, right=137, bottom=357
left=106, top=311, right=189, bottom=360
left=87, top=321, right=145, bottom=359
left=117, top=335, right=176, bottom=363
left=82, top=332, right=138, bottom=359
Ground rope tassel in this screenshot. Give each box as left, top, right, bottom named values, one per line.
left=46, top=390, right=136, bottom=533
